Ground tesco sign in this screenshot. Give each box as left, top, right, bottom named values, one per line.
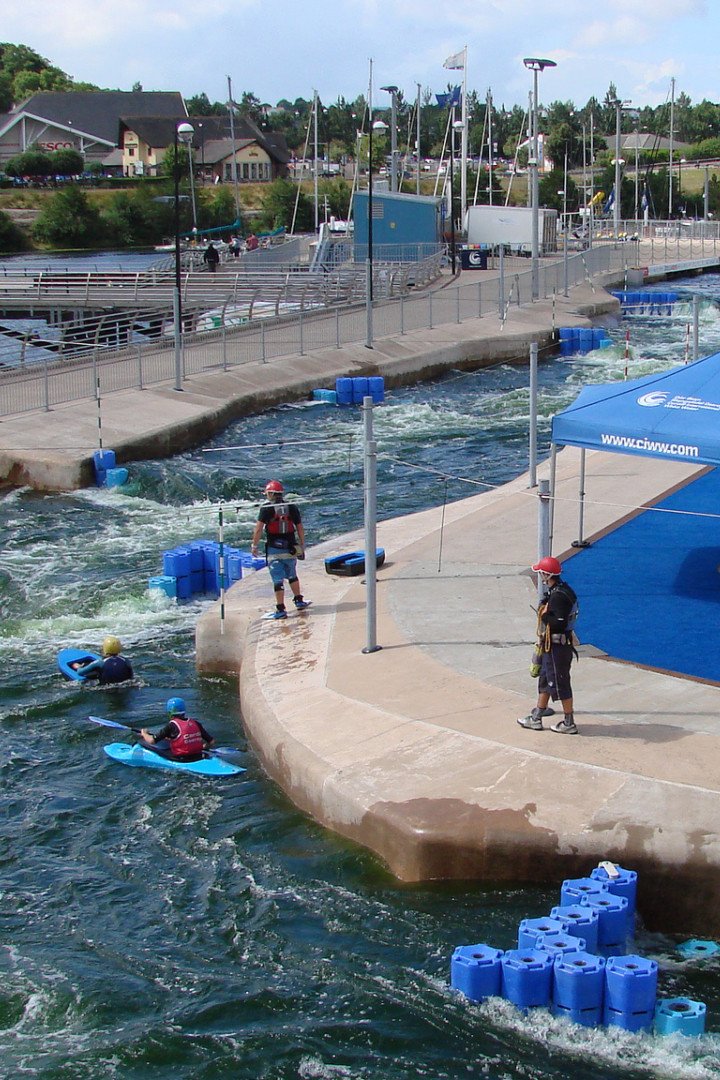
left=39, top=141, right=76, bottom=151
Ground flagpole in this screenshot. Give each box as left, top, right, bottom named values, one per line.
left=461, top=46, right=468, bottom=225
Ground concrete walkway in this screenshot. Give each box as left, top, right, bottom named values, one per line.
left=197, top=448, right=720, bottom=935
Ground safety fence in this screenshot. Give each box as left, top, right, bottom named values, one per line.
left=0, top=241, right=660, bottom=418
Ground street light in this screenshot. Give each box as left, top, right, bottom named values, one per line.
left=366, top=118, right=388, bottom=348
left=179, top=122, right=197, bottom=238
left=679, top=157, right=687, bottom=214
left=523, top=57, right=557, bottom=300
left=173, top=119, right=194, bottom=391
left=380, top=85, right=399, bottom=192
left=613, top=98, right=631, bottom=237
left=448, top=118, right=464, bottom=275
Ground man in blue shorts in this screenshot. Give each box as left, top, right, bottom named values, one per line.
left=251, top=480, right=310, bottom=620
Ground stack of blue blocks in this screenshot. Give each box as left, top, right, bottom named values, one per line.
left=149, top=540, right=266, bottom=600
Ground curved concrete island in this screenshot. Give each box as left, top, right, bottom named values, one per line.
left=197, top=447, right=720, bottom=936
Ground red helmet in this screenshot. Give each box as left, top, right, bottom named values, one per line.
left=532, top=556, right=562, bottom=576
left=265, top=480, right=284, bottom=494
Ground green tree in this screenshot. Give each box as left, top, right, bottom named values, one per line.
left=5, top=148, right=52, bottom=179
left=50, top=148, right=85, bottom=176
left=33, top=184, right=106, bottom=248
left=101, top=186, right=167, bottom=246
left=257, top=177, right=313, bottom=231
left=0, top=209, right=29, bottom=251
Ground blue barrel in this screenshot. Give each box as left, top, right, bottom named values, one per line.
left=335, top=377, right=353, bottom=405
left=199, top=541, right=220, bottom=569
left=148, top=575, right=176, bottom=598
left=368, top=376, right=385, bottom=403
left=560, top=877, right=608, bottom=908
left=105, top=467, right=128, bottom=487
left=654, top=998, right=706, bottom=1037
left=558, top=327, right=574, bottom=342
left=517, top=916, right=568, bottom=950
left=590, top=864, right=637, bottom=930
left=175, top=575, right=192, bottom=600
left=552, top=951, right=605, bottom=1027
left=501, top=949, right=554, bottom=1008
left=352, top=376, right=369, bottom=403
left=550, top=904, right=599, bottom=955
left=190, top=570, right=204, bottom=594
left=227, top=553, right=244, bottom=583
left=677, top=938, right=720, bottom=959
left=583, top=894, right=628, bottom=952
left=93, top=449, right=115, bottom=484
left=578, top=328, right=594, bottom=354
left=163, top=548, right=191, bottom=578
left=450, top=944, right=503, bottom=1002
left=604, top=955, right=657, bottom=1015
left=535, top=931, right=586, bottom=957
left=240, top=551, right=267, bottom=570
left=186, top=543, right=204, bottom=572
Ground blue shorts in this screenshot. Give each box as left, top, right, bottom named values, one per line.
left=268, top=557, right=297, bottom=587
left=539, top=642, right=574, bottom=701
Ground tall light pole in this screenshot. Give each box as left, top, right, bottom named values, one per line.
left=381, top=84, right=399, bottom=192
left=523, top=58, right=556, bottom=300
left=366, top=117, right=387, bottom=348
left=173, top=119, right=194, bottom=391
left=179, top=122, right=197, bottom=238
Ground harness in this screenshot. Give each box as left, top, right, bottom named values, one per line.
left=264, top=501, right=296, bottom=554
left=536, top=582, right=579, bottom=654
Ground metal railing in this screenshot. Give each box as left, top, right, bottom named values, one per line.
left=0, top=240, right=692, bottom=418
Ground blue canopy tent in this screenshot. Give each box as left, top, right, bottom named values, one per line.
left=549, top=351, right=720, bottom=543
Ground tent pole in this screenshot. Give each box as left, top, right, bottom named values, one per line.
left=528, top=342, right=538, bottom=487
left=548, top=444, right=557, bottom=552
left=572, top=447, right=591, bottom=548
left=538, top=477, right=551, bottom=602
left=693, top=295, right=700, bottom=362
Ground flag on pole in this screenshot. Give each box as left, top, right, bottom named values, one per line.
left=640, top=184, right=649, bottom=213
left=444, top=49, right=466, bottom=70
left=435, top=86, right=462, bottom=108
left=602, top=186, right=615, bottom=215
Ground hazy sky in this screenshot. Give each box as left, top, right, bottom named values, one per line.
left=3, top=0, right=715, bottom=113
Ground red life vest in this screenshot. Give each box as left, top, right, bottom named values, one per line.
left=168, top=716, right=205, bottom=758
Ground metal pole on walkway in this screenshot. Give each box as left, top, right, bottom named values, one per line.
left=362, top=395, right=381, bottom=654
left=537, top=477, right=551, bottom=602
left=693, top=294, right=700, bottom=361
left=529, top=342, right=538, bottom=487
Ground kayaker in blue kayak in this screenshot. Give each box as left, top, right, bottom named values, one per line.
left=73, top=636, right=134, bottom=685
left=139, top=698, right=215, bottom=762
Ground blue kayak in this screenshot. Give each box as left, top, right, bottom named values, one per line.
left=58, top=648, right=101, bottom=681
left=103, top=742, right=245, bottom=777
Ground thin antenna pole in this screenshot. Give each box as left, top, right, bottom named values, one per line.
left=227, top=76, right=241, bottom=224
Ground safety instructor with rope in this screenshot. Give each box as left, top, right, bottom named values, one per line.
left=518, top=556, right=579, bottom=735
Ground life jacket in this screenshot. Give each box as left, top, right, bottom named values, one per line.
left=168, top=716, right=205, bottom=759
left=98, top=654, right=134, bottom=685
left=536, top=581, right=579, bottom=652
left=265, top=501, right=296, bottom=552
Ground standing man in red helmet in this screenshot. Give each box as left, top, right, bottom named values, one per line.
left=518, top=556, right=579, bottom=735
left=251, top=480, right=310, bottom=620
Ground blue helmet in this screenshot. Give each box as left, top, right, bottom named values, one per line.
left=166, top=696, right=186, bottom=716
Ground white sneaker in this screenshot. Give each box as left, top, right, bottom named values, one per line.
left=517, top=714, right=543, bottom=731
left=550, top=718, right=578, bottom=735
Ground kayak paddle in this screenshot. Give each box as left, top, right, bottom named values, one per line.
left=87, top=715, right=243, bottom=758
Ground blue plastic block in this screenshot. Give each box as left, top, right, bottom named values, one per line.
left=517, top=916, right=568, bottom=949
left=352, top=376, right=369, bottom=403
left=677, top=938, right=720, bottom=960
left=550, top=904, right=600, bottom=954
left=534, top=931, right=586, bottom=956
left=163, top=548, right=191, bottom=578
left=583, top=893, right=628, bottom=950
left=239, top=551, right=267, bottom=571
left=368, top=376, right=385, bottom=403
left=335, top=377, right=353, bottom=405
left=187, top=543, right=204, bottom=572
left=501, top=949, right=554, bottom=1008
left=654, top=998, right=706, bottom=1037
left=199, top=541, right=220, bottom=570
left=590, top=864, right=637, bottom=926
left=227, top=553, right=244, bottom=582
left=105, top=467, right=128, bottom=487
left=175, top=575, right=192, bottom=600
left=552, top=951, right=605, bottom=1027
left=190, top=570, right=204, bottom=594
left=578, top=327, right=594, bottom=354
left=604, top=1006, right=654, bottom=1033
left=148, top=575, right=176, bottom=598
left=450, top=944, right=503, bottom=1002
left=558, top=327, right=574, bottom=342
left=93, top=449, right=115, bottom=484
left=560, top=877, right=608, bottom=908
left=605, top=955, right=657, bottom=1015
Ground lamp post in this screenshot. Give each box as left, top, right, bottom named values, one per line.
left=179, top=122, right=197, bottom=238
left=380, top=84, right=399, bottom=192
left=366, top=117, right=387, bottom=348
left=613, top=98, right=631, bottom=237
left=679, top=157, right=687, bottom=214
left=448, top=118, right=464, bottom=275
left=523, top=58, right=556, bottom=300
left=173, top=120, right=194, bottom=391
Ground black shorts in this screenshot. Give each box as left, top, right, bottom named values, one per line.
left=539, top=642, right=573, bottom=701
